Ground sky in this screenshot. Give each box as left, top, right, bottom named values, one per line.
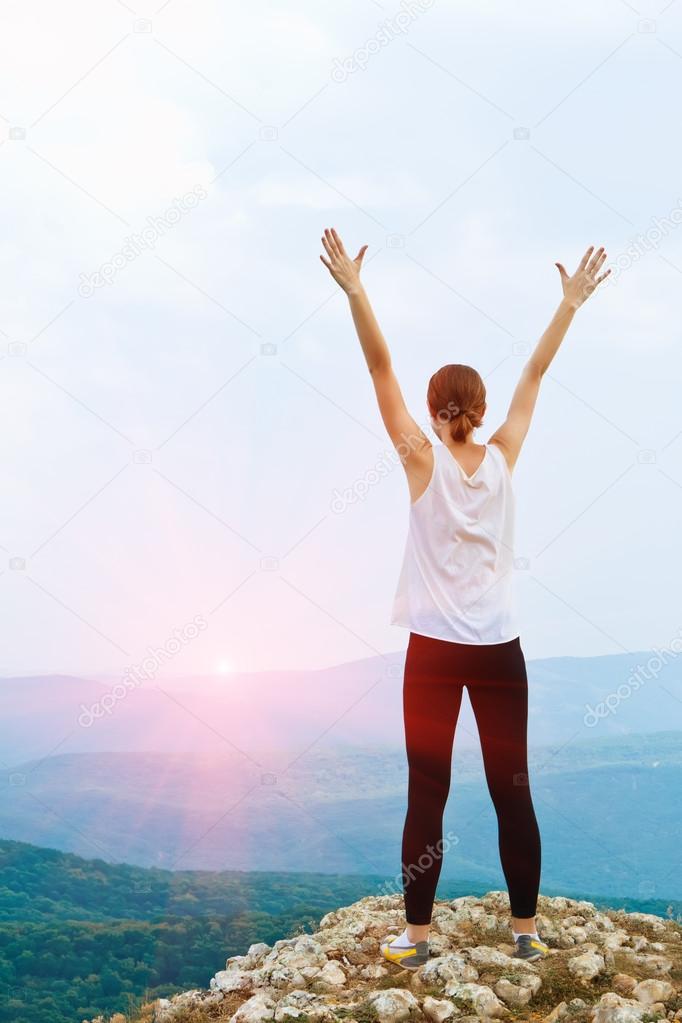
left=1, top=0, right=682, bottom=677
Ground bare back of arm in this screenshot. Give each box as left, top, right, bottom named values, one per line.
left=320, top=227, right=433, bottom=502
left=489, top=246, right=610, bottom=472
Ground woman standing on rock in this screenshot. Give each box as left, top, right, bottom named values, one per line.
left=320, top=228, right=610, bottom=967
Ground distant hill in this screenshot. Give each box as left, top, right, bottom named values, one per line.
left=1, top=732, right=681, bottom=898
left=0, top=648, right=680, bottom=766
left=0, top=838, right=389, bottom=1023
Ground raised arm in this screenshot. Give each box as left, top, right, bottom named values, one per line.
left=489, top=245, right=611, bottom=473
left=320, top=228, right=432, bottom=481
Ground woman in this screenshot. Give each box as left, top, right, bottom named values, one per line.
left=320, top=229, right=610, bottom=966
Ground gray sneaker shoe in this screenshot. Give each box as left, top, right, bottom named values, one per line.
left=512, top=934, right=549, bottom=962
left=380, top=935, right=430, bottom=970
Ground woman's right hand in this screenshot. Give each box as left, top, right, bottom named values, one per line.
left=555, top=245, right=611, bottom=309
left=320, top=227, right=368, bottom=294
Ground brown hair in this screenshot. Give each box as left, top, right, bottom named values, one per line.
left=427, top=364, right=486, bottom=443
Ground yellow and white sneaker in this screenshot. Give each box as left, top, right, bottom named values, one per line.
left=380, top=935, right=429, bottom=970
left=512, top=934, right=549, bottom=962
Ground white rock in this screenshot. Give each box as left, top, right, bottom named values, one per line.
left=450, top=895, right=480, bottom=909
left=603, top=930, right=631, bottom=951
left=274, top=991, right=335, bottom=1022
left=422, top=995, right=457, bottom=1023
left=622, top=912, right=666, bottom=932
left=563, top=915, right=587, bottom=928
left=226, top=954, right=248, bottom=968
left=431, top=916, right=464, bottom=937
left=494, top=977, right=533, bottom=1007
left=154, top=999, right=172, bottom=1022
left=417, top=953, right=479, bottom=986
left=500, top=970, right=541, bottom=996
left=360, top=963, right=388, bottom=979
left=274, top=1007, right=309, bottom=1021
left=445, top=909, right=475, bottom=929
left=315, top=960, right=346, bottom=988
left=631, top=978, right=675, bottom=1005
left=445, top=982, right=509, bottom=1017
left=565, top=926, right=589, bottom=943
left=272, top=939, right=296, bottom=953
left=211, top=970, right=253, bottom=993
left=465, top=945, right=516, bottom=968
left=567, top=950, right=605, bottom=981
left=431, top=907, right=465, bottom=937
left=625, top=953, right=673, bottom=975
left=547, top=897, right=572, bottom=911
left=481, top=891, right=511, bottom=911
left=267, top=968, right=307, bottom=990
left=590, top=992, right=650, bottom=1022
left=366, top=987, right=420, bottom=1023
left=536, top=916, right=561, bottom=945
left=230, top=994, right=277, bottom=1023
left=429, top=933, right=456, bottom=955
left=155, top=990, right=208, bottom=1021
left=260, top=936, right=328, bottom=990
left=248, top=942, right=271, bottom=959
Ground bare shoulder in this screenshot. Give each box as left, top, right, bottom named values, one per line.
left=487, top=437, right=515, bottom=475
left=403, top=437, right=435, bottom=503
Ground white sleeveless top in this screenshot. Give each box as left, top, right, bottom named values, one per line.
left=390, top=442, right=518, bottom=645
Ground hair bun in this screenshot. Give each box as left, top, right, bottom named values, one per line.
left=427, top=363, right=487, bottom=443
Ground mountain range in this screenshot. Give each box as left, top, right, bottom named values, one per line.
left=1, top=647, right=680, bottom=766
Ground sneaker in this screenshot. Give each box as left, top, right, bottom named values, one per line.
left=512, top=934, right=549, bottom=962
left=380, top=935, right=430, bottom=970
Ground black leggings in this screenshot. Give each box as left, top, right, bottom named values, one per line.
left=401, top=631, right=541, bottom=924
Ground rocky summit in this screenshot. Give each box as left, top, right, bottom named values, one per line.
left=82, top=892, right=682, bottom=1023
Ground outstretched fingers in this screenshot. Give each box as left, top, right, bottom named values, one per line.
left=330, top=227, right=347, bottom=257
left=577, top=246, right=594, bottom=272
left=593, top=249, right=608, bottom=275
left=586, top=246, right=605, bottom=274
left=321, top=233, right=336, bottom=262
left=324, top=227, right=342, bottom=259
